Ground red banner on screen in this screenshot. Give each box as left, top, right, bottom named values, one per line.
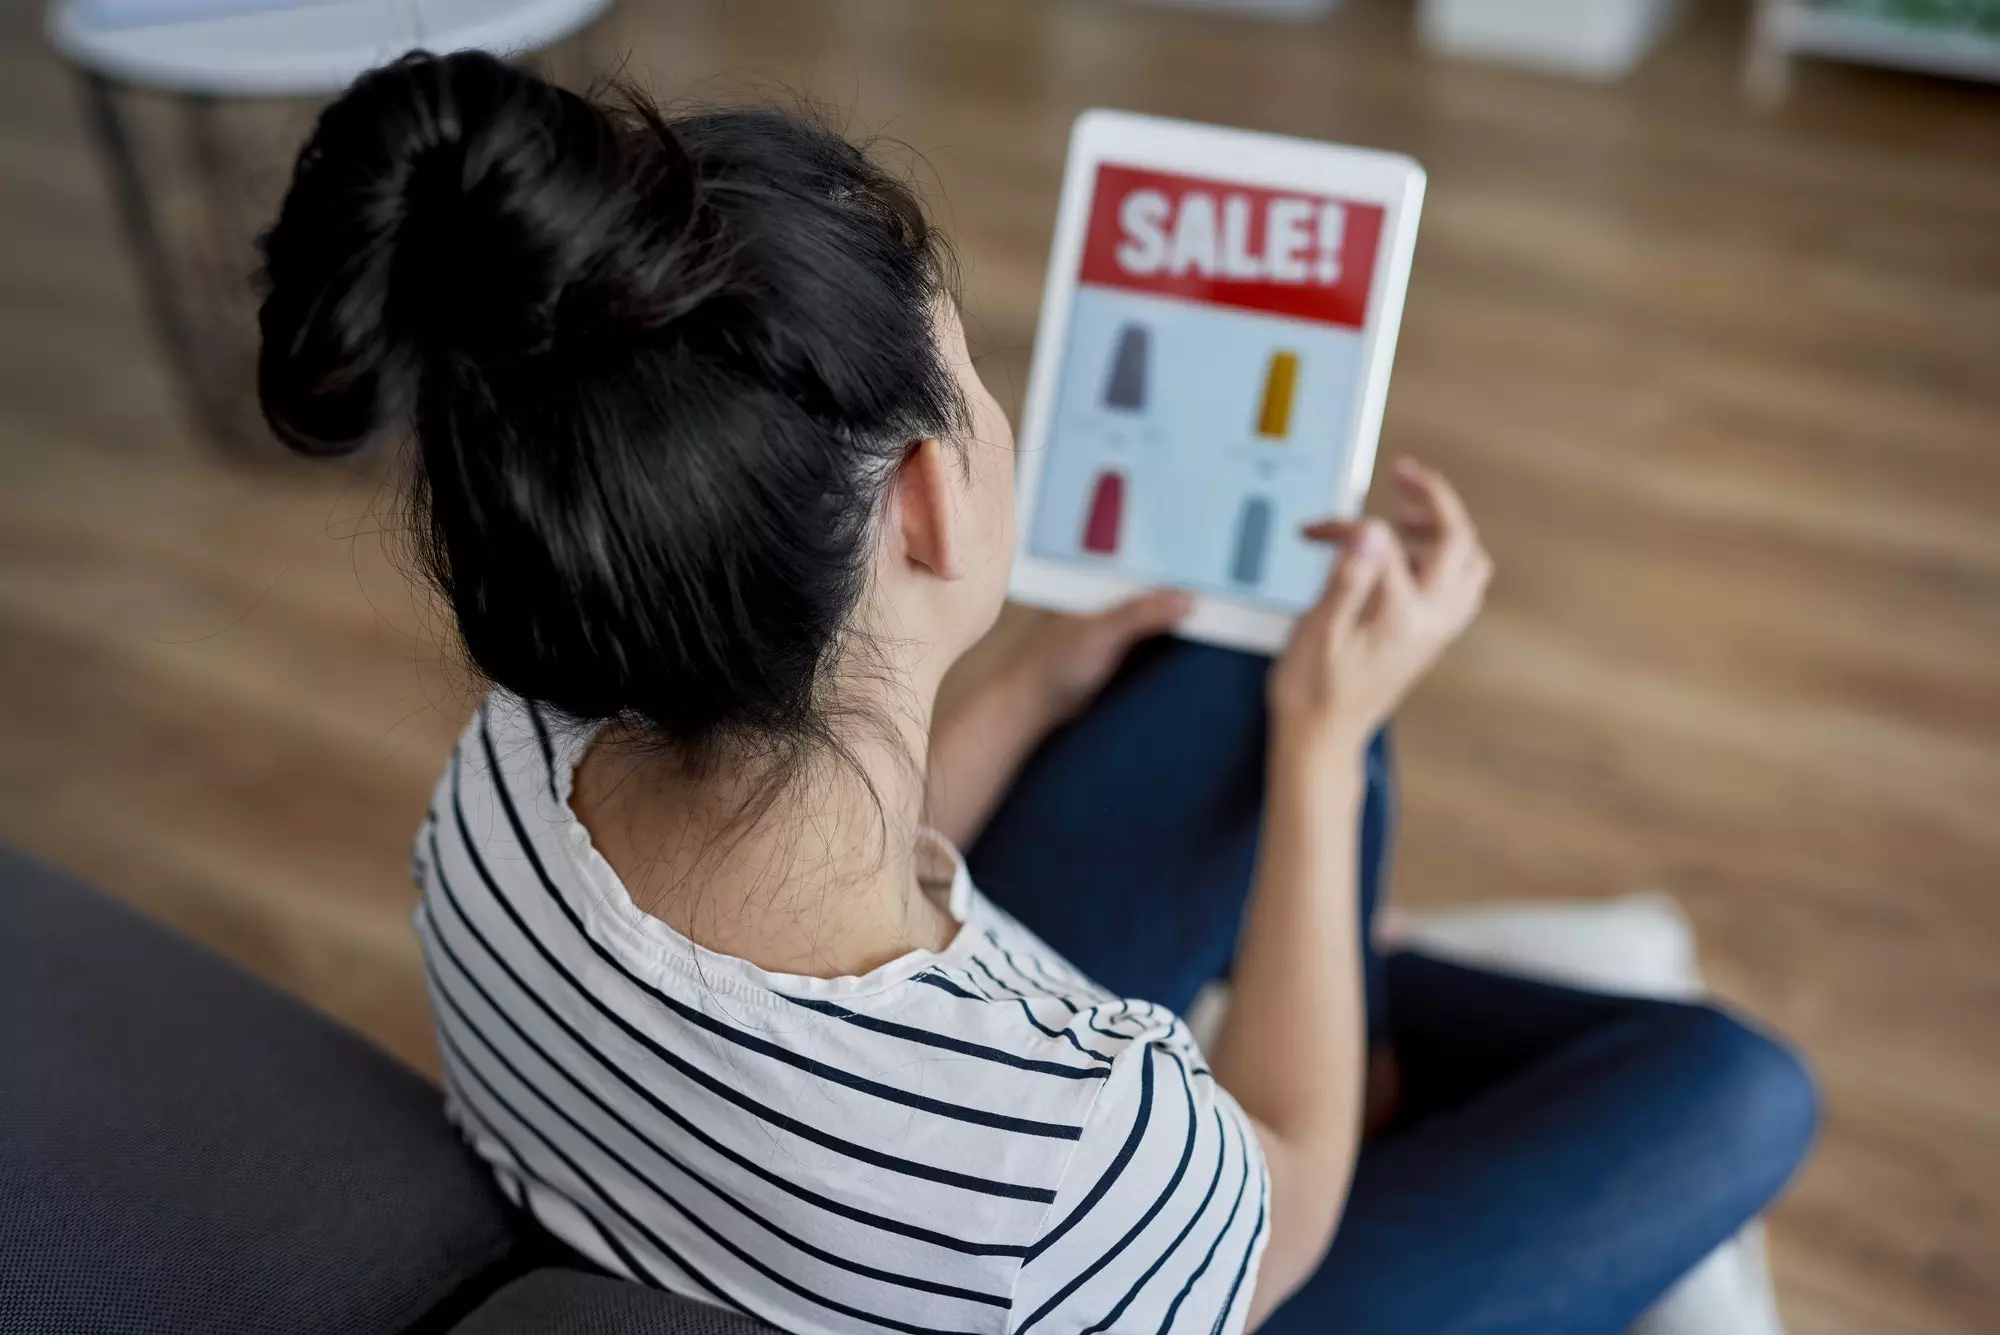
left=1077, top=164, right=1383, bottom=329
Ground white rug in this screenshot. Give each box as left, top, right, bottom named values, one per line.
left=1184, top=892, right=1787, bottom=1335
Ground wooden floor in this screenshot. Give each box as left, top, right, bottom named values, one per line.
left=3, top=1, right=1995, bottom=1329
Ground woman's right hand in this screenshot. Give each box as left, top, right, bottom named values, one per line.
left=1268, top=458, right=1492, bottom=766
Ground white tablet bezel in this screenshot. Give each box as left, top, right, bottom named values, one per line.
left=1008, top=109, right=1426, bottom=656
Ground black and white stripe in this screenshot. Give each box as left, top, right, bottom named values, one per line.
left=416, top=693, right=1269, bottom=1335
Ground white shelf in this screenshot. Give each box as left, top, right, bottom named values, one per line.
left=1748, top=1, right=2000, bottom=104
left=1773, top=4, right=2000, bottom=81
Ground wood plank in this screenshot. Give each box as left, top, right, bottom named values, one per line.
left=2, top=0, right=1993, bottom=1328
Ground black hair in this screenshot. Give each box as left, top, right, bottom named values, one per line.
left=257, top=50, right=964, bottom=777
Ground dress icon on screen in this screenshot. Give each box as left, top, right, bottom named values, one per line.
left=1256, top=351, right=1300, bottom=439
left=1102, top=324, right=1150, bottom=411
left=1231, top=495, right=1273, bottom=585
left=1081, top=471, right=1125, bottom=555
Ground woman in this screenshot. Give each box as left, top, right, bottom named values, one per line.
left=256, top=51, right=1817, bottom=1334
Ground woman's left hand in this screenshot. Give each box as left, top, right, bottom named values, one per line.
left=1013, top=590, right=1195, bottom=724
left=927, top=590, right=1191, bottom=848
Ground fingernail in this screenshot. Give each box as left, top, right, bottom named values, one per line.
left=1166, top=592, right=1195, bottom=616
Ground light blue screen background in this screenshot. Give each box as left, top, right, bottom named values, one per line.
left=1026, top=285, right=1367, bottom=612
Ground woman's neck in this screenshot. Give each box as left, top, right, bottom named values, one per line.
left=569, top=711, right=956, bottom=979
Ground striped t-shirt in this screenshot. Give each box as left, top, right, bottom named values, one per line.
left=414, top=693, right=1270, bottom=1335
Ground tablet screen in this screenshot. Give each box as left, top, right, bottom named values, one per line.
left=1026, top=164, right=1387, bottom=612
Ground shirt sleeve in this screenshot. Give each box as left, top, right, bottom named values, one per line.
left=1009, top=1006, right=1271, bottom=1335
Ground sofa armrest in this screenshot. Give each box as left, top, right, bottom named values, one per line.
left=0, top=844, right=526, bottom=1333
left=449, top=1269, right=782, bottom=1335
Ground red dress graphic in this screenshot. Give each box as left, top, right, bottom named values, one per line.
left=1082, top=471, right=1125, bottom=554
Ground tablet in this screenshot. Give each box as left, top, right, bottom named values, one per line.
left=1009, top=110, right=1425, bottom=655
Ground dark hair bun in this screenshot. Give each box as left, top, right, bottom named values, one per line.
left=258, top=51, right=672, bottom=455
left=257, top=51, right=963, bottom=758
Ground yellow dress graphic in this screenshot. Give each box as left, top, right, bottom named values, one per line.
left=1256, top=351, right=1299, bottom=439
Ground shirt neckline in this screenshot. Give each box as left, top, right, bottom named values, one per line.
left=540, top=715, right=985, bottom=1003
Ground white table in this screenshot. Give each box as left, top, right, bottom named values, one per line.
left=45, top=0, right=613, bottom=450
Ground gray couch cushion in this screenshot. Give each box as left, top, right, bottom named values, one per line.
left=0, top=845, right=525, bottom=1334
left=450, top=1270, right=781, bottom=1335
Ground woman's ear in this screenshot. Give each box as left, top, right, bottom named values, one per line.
left=893, top=437, right=966, bottom=581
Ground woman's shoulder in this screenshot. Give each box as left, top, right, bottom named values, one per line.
left=937, top=891, right=1268, bottom=1333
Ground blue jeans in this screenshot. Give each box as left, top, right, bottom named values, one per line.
left=967, top=640, right=1819, bottom=1335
